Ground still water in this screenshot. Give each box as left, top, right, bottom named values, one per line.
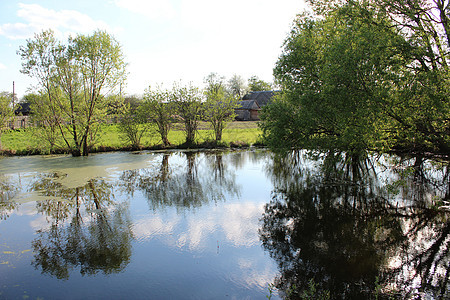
left=0, top=150, right=448, bottom=299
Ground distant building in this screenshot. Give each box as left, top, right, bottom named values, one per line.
left=11, top=102, right=32, bottom=129
left=242, top=91, right=277, bottom=107
left=235, top=99, right=261, bottom=121
left=235, top=91, right=278, bottom=121
left=14, top=102, right=32, bottom=116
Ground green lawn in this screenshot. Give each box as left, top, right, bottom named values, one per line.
left=1, top=121, right=262, bottom=155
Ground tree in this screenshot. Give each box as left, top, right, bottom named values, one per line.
left=25, top=92, right=61, bottom=152
left=143, top=86, right=174, bottom=147
left=227, top=74, right=248, bottom=98
left=262, top=7, right=394, bottom=153
left=261, top=1, right=450, bottom=156
left=18, top=30, right=127, bottom=156
left=204, top=76, right=239, bottom=143
left=364, top=0, right=450, bottom=155
left=203, top=72, right=225, bottom=93
left=118, top=98, right=154, bottom=149
left=170, top=82, right=203, bottom=145
left=0, top=92, right=15, bottom=150
left=265, top=0, right=450, bottom=157
left=248, top=75, right=272, bottom=91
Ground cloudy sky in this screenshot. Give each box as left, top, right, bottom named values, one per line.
left=0, top=0, right=307, bottom=98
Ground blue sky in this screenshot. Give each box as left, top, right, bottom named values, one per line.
left=0, top=0, right=307, bottom=98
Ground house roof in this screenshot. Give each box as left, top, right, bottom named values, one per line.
left=15, top=102, right=31, bottom=115
left=237, top=100, right=260, bottom=110
left=242, top=91, right=278, bottom=107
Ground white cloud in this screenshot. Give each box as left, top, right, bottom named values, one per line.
left=131, top=202, right=265, bottom=250
left=0, top=63, right=6, bottom=70
left=0, top=3, right=116, bottom=40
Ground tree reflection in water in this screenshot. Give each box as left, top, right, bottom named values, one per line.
left=120, top=151, right=241, bottom=210
left=29, top=174, right=133, bottom=279
left=260, top=151, right=449, bottom=299
left=0, top=174, right=19, bottom=220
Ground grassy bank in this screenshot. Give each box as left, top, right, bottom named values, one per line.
left=1, top=121, right=262, bottom=155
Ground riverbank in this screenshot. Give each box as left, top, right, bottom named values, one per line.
left=0, top=121, right=263, bottom=156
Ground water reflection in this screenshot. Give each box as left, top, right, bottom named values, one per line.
left=260, top=151, right=449, bottom=299
left=1, top=150, right=447, bottom=298
left=1, top=151, right=245, bottom=281
left=0, top=174, right=19, bottom=220
left=120, top=151, right=241, bottom=210
left=29, top=175, right=133, bottom=279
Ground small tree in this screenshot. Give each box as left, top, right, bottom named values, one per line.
left=143, top=86, right=174, bottom=147
left=118, top=99, right=152, bottom=149
left=0, top=92, right=15, bottom=150
left=248, top=75, right=272, bottom=91
left=227, top=74, right=248, bottom=98
left=170, top=82, right=203, bottom=145
left=204, top=77, right=239, bottom=143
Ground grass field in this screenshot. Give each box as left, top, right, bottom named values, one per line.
left=1, top=121, right=262, bottom=155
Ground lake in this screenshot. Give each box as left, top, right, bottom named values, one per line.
left=0, top=150, right=448, bottom=299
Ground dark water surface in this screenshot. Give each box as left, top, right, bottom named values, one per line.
left=0, top=150, right=448, bottom=299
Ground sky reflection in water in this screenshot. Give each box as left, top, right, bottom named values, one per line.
left=0, top=150, right=277, bottom=299
left=0, top=150, right=448, bottom=299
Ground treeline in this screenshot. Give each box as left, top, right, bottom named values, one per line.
left=0, top=29, right=272, bottom=156
left=260, top=0, right=449, bottom=159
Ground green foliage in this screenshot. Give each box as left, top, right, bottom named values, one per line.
left=118, top=100, right=155, bottom=149
left=261, top=1, right=450, bottom=157
left=299, top=279, right=330, bottom=300
left=0, top=91, right=15, bottom=150
left=170, top=82, right=203, bottom=145
left=204, top=75, right=239, bottom=142
left=18, top=29, right=127, bottom=156
left=227, top=74, right=248, bottom=98
left=25, top=92, right=60, bottom=152
left=248, top=75, right=272, bottom=91
left=143, top=85, right=174, bottom=147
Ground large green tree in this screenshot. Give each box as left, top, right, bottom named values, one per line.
left=18, top=30, right=127, bottom=156
left=261, top=0, right=450, bottom=157
left=366, top=0, right=450, bottom=155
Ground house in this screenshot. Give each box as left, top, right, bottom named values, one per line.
left=15, top=102, right=32, bottom=116
left=235, top=100, right=261, bottom=121
left=242, top=91, right=277, bottom=107
left=11, top=102, right=32, bottom=129
left=235, top=91, right=278, bottom=121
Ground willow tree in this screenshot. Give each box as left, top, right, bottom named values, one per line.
left=18, top=30, right=127, bottom=156
left=262, top=5, right=404, bottom=154
left=366, top=0, right=450, bottom=155
left=262, top=0, right=449, bottom=157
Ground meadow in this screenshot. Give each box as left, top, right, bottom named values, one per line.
left=1, top=121, right=262, bottom=155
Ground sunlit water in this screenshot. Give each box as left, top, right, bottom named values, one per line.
left=0, top=150, right=448, bottom=299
